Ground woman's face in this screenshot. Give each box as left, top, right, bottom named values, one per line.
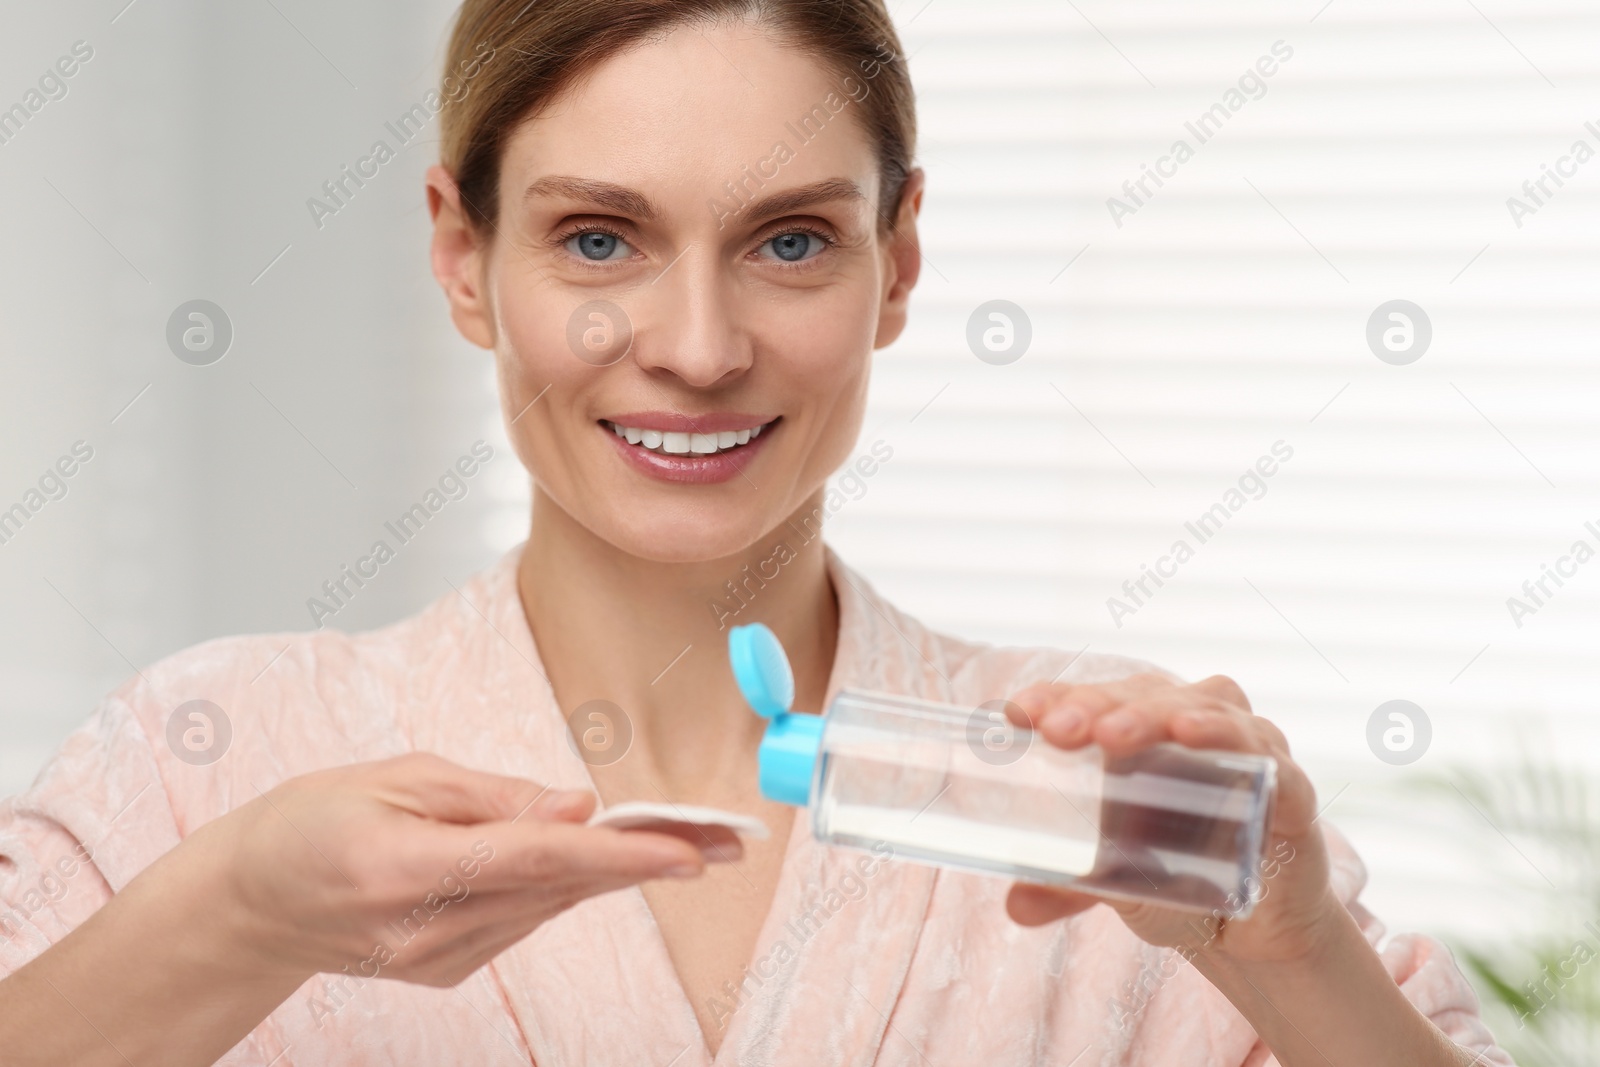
left=428, top=21, right=922, bottom=563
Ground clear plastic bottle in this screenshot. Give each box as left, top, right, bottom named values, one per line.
left=730, top=624, right=1278, bottom=917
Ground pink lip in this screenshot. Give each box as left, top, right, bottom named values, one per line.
left=604, top=411, right=775, bottom=434
left=601, top=418, right=777, bottom=485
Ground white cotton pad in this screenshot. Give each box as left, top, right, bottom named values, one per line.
left=588, top=801, right=770, bottom=840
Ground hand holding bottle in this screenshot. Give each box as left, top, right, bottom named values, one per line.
left=1002, top=673, right=1334, bottom=967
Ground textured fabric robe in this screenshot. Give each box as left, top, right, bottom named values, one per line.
left=0, top=545, right=1514, bottom=1065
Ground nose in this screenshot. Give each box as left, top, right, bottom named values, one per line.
left=630, top=245, right=752, bottom=389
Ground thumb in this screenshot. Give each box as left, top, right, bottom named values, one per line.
left=1006, top=881, right=1101, bottom=927
left=531, top=788, right=597, bottom=823
left=374, top=753, right=593, bottom=825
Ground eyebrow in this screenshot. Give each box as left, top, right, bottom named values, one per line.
left=522, top=176, right=660, bottom=220
left=739, top=178, right=868, bottom=225
left=521, top=175, right=868, bottom=226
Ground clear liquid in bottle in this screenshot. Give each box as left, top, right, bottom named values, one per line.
left=731, top=625, right=1277, bottom=917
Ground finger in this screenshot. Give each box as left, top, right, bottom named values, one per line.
left=372, top=752, right=590, bottom=825
left=418, top=874, right=658, bottom=979
left=1193, top=674, right=1252, bottom=714
left=1258, top=740, right=1318, bottom=840
left=1004, top=684, right=1056, bottom=727
left=1169, top=713, right=1317, bottom=838
left=1005, top=882, right=1101, bottom=927
left=1089, top=682, right=1261, bottom=758
left=531, top=790, right=598, bottom=824
left=1090, top=695, right=1219, bottom=757
left=1021, top=677, right=1177, bottom=750
left=453, top=820, right=706, bottom=891
left=1010, top=679, right=1147, bottom=726
left=615, top=822, right=745, bottom=863
left=1033, top=687, right=1123, bottom=749
left=1166, top=709, right=1257, bottom=753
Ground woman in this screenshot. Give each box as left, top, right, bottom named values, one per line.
left=0, top=2, right=1513, bottom=1064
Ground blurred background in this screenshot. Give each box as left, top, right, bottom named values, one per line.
left=3, top=1, right=1598, bottom=1060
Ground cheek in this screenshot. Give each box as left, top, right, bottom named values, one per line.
left=762, top=275, right=878, bottom=379
left=766, top=283, right=877, bottom=443
left=496, top=298, right=562, bottom=394
left=491, top=286, right=593, bottom=471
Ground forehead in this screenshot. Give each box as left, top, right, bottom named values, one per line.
left=499, top=21, right=882, bottom=213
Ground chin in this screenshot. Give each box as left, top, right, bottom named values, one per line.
left=600, top=507, right=786, bottom=565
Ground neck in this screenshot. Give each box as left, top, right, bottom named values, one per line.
left=517, top=486, right=839, bottom=795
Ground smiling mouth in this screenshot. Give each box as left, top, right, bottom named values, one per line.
left=602, top=418, right=777, bottom=457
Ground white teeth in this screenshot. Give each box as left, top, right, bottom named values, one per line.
left=605, top=420, right=772, bottom=457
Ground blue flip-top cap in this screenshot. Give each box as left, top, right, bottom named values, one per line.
left=729, top=622, right=793, bottom=718
left=757, top=710, right=824, bottom=807
left=728, top=623, right=823, bottom=807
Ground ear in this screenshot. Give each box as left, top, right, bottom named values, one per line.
left=873, top=167, right=926, bottom=350
left=426, top=164, right=497, bottom=350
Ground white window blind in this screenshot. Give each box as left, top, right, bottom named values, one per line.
left=814, top=0, right=1600, bottom=942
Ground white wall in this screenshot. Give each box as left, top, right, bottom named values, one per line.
left=0, top=0, right=508, bottom=786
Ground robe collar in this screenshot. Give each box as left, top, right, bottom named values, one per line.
left=462, top=543, right=946, bottom=1066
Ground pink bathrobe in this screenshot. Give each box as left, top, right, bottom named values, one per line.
left=0, top=545, right=1513, bottom=1065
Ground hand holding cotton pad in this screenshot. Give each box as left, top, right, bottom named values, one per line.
left=588, top=801, right=769, bottom=840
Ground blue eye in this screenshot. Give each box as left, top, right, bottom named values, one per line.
left=762, top=231, right=824, bottom=263
left=566, top=231, right=632, bottom=261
